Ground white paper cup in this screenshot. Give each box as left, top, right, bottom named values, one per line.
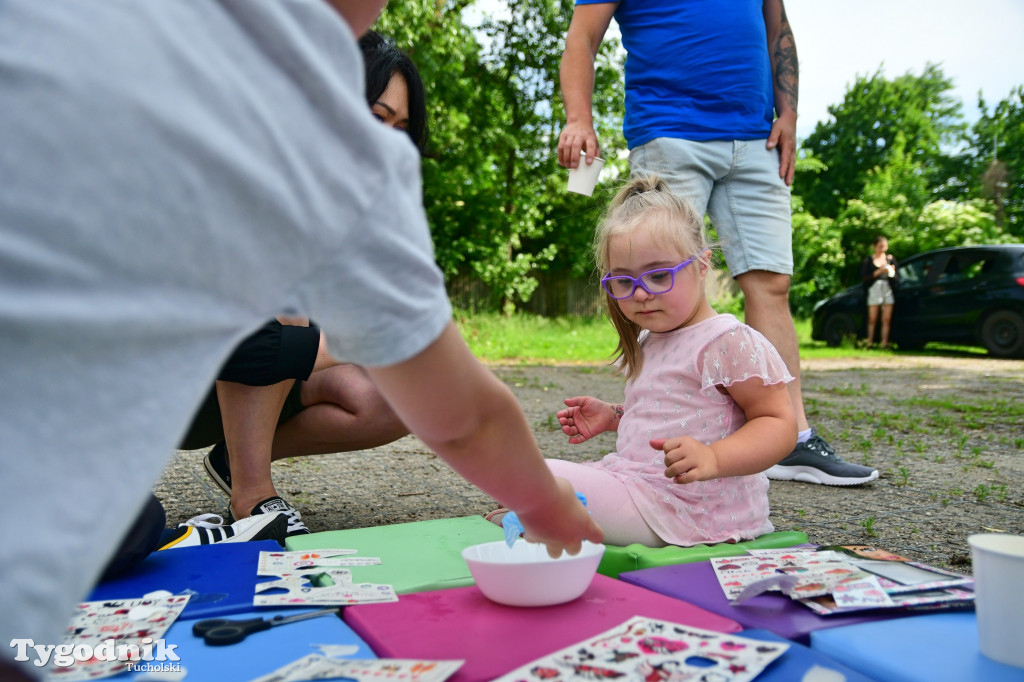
left=567, top=153, right=605, bottom=196
left=968, top=533, right=1024, bottom=668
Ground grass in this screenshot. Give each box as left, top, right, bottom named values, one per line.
left=454, top=309, right=982, bottom=364
left=454, top=310, right=617, bottom=364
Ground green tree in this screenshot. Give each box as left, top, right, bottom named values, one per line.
left=377, top=0, right=625, bottom=312
left=833, top=131, right=932, bottom=280
left=966, top=85, right=1024, bottom=239
left=790, top=202, right=843, bottom=316
left=914, top=199, right=1007, bottom=252
left=798, top=64, right=965, bottom=220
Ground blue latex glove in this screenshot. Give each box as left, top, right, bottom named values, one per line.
left=501, top=492, right=588, bottom=548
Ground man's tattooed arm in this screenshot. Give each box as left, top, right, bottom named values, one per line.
left=763, top=0, right=798, bottom=185
left=764, top=0, right=798, bottom=116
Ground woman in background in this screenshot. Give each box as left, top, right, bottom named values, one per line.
left=861, top=235, right=898, bottom=348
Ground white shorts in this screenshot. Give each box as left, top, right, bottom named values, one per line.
left=629, top=137, right=793, bottom=277
left=867, top=279, right=895, bottom=306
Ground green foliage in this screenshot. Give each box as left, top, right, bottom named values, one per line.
left=790, top=199, right=844, bottom=316
left=378, top=0, right=624, bottom=312
left=967, top=85, right=1024, bottom=239
left=373, top=7, right=1018, bottom=314
left=913, top=200, right=1010, bottom=252
left=799, top=64, right=965, bottom=220
left=830, top=121, right=1008, bottom=287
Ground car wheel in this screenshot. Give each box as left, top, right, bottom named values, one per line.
left=981, top=310, right=1024, bottom=358
left=823, top=314, right=856, bottom=347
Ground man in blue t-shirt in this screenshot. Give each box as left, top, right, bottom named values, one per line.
left=558, top=0, right=878, bottom=486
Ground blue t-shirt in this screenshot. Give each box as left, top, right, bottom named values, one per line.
left=578, top=0, right=775, bottom=147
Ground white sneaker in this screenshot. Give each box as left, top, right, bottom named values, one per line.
left=158, top=512, right=288, bottom=550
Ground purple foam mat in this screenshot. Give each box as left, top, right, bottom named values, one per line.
left=619, top=557, right=926, bottom=644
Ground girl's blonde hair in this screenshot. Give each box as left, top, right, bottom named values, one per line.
left=593, top=173, right=714, bottom=380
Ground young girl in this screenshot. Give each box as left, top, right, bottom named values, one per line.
left=490, top=174, right=797, bottom=547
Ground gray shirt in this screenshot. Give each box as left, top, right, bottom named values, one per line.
left=0, top=0, right=451, bottom=665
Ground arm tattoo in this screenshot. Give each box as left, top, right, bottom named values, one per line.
left=612, top=404, right=624, bottom=420
left=771, top=7, right=799, bottom=113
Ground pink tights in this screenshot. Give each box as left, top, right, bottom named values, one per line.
left=545, top=459, right=666, bottom=547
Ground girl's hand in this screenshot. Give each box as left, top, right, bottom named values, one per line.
left=557, top=396, right=619, bottom=443
left=652, top=436, right=721, bottom=483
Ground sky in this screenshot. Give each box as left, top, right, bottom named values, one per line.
left=787, top=0, right=1024, bottom=140
left=468, top=0, right=1024, bottom=142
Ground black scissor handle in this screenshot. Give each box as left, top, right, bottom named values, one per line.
left=192, top=617, right=271, bottom=645
left=192, top=608, right=342, bottom=646
left=192, top=618, right=233, bottom=637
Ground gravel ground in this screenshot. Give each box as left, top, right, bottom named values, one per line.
left=156, top=353, right=1024, bottom=575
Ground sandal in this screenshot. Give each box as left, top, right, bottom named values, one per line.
left=484, top=508, right=510, bottom=524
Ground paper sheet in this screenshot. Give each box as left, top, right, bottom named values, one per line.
left=496, top=616, right=788, bottom=682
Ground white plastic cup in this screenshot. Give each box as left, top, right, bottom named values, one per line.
left=968, top=533, right=1024, bottom=668
left=567, top=152, right=605, bottom=196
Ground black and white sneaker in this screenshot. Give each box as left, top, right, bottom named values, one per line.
left=203, top=442, right=232, bottom=495
left=766, top=429, right=879, bottom=486
left=231, top=496, right=310, bottom=537
left=158, top=512, right=288, bottom=550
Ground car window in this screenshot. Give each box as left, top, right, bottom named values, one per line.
left=937, top=252, right=991, bottom=285
left=898, top=256, right=933, bottom=285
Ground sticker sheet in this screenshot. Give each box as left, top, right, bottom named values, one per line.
left=43, top=594, right=190, bottom=681
left=254, top=570, right=397, bottom=607
left=249, top=654, right=463, bottom=682
left=726, top=546, right=976, bottom=616
left=799, top=587, right=976, bottom=616
left=711, top=550, right=858, bottom=600
left=827, top=574, right=895, bottom=609
left=496, top=616, right=788, bottom=682
left=258, top=550, right=380, bottom=574
left=255, top=549, right=395, bottom=606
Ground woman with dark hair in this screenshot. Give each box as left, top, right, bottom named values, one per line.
left=359, top=30, right=428, bottom=153
left=861, top=235, right=898, bottom=348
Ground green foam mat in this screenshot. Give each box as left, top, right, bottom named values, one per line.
left=597, top=530, right=810, bottom=578
left=284, top=515, right=503, bottom=594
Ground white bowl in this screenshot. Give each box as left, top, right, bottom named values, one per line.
left=462, top=540, right=605, bottom=607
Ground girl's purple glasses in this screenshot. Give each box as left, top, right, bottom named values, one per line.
left=601, top=256, right=697, bottom=299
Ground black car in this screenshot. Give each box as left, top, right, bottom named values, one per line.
left=811, top=244, right=1024, bottom=358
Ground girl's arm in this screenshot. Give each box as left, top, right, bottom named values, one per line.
left=557, top=396, right=623, bottom=444
left=656, top=377, right=796, bottom=483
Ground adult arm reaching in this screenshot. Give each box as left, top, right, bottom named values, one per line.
left=366, top=322, right=604, bottom=557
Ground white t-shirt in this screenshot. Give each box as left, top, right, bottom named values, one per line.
left=0, top=0, right=451, bottom=666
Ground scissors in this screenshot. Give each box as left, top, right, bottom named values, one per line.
left=192, top=607, right=343, bottom=646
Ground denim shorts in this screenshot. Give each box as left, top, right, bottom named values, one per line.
left=629, top=137, right=793, bottom=276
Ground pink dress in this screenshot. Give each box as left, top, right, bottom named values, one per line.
left=586, top=314, right=793, bottom=546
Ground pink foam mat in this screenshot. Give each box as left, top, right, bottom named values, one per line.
left=344, top=573, right=741, bottom=681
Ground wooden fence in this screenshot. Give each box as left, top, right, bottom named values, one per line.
left=447, top=271, right=604, bottom=317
